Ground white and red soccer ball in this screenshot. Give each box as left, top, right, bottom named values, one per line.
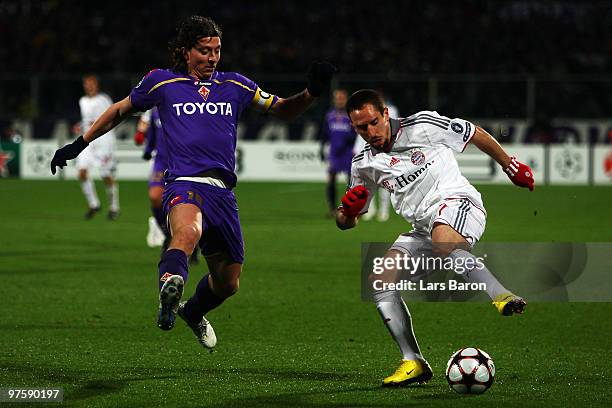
left=446, top=347, right=495, bottom=394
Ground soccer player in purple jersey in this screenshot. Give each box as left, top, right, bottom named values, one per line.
left=51, top=15, right=336, bottom=348
left=320, top=89, right=356, bottom=217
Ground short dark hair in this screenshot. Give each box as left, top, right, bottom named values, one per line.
left=346, top=89, right=385, bottom=116
left=169, top=16, right=222, bottom=73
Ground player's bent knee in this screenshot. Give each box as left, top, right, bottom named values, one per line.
left=432, top=245, right=453, bottom=258
left=431, top=223, right=470, bottom=257
left=172, top=224, right=201, bottom=248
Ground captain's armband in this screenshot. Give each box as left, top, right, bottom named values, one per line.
left=251, top=87, right=277, bottom=113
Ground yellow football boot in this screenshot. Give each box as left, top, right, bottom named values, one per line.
left=382, top=359, right=433, bottom=387
left=493, top=293, right=527, bottom=316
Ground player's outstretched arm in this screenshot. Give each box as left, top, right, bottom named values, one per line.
left=51, top=96, right=135, bottom=174
left=269, top=62, right=336, bottom=121
left=269, top=90, right=316, bottom=121
left=83, top=96, right=135, bottom=143
left=470, top=126, right=511, bottom=167
left=471, top=126, right=534, bottom=191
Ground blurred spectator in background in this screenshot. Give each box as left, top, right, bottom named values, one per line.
left=2, top=1, right=608, bottom=77
left=0, top=1, right=610, bottom=130
left=525, top=114, right=554, bottom=144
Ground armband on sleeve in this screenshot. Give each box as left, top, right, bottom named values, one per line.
left=251, top=87, right=278, bottom=113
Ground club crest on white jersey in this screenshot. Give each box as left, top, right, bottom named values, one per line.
left=410, top=150, right=426, bottom=165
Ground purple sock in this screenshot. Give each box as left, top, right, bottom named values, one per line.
left=152, top=206, right=169, bottom=238
left=158, top=248, right=189, bottom=290
left=182, top=274, right=224, bottom=323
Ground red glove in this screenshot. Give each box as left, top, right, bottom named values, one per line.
left=134, top=131, right=146, bottom=145
left=504, top=157, right=534, bottom=191
left=341, top=185, right=369, bottom=217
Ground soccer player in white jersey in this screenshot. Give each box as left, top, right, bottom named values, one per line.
left=337, top=89, right=534, bottom=387
left=75, top=74, right=120, bottom=220
left=353, top=91, right=398, bottom=222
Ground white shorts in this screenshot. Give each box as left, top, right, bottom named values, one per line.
left=76, top=139, right=116, bottom=177
left=430, top=196, right=486, bottom=246
left=391, top=196, right=487, bottom=256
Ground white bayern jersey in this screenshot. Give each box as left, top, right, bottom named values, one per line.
left=79, top=93, right=116, bottom=148
left=349, top=111, right=485, bottom=229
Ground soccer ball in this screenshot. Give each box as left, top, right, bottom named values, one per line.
left=446, top=347, right=495, bottom=394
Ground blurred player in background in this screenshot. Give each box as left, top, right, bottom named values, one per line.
left=320, top=89, right=356, bottom=217
left=134, top=108, right=168, bottom=248
left=51, top=16, right=335, bottom=350
left=134, top=108, right=199, bottom=264
left=73, top=74, right=120, bottom=220
left=353, top=90, right=397, bottom=221
left=337, top=89, right=532, bottom=387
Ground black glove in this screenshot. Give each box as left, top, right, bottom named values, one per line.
left=142, top=151, right=152, bottom=161
left=307, top=62, right=337, bottom=97
left=50, top=135, right=88, bottom=174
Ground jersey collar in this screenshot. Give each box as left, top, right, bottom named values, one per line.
left=389, top=118, right=401, bottom=138
left=186, top=70, right=218, bottom=84
left=384, top=118, right=402, bottom=153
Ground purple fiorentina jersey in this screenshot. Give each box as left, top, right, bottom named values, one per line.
left=325, top=109, right=356, bottom=158
left=130, top=69, right=277, bottom=188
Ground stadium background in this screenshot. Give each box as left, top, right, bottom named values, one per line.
left=1, top=1, right=611, bottom=407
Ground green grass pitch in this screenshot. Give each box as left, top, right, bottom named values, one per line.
left=0, top=180, right=611, bottom=407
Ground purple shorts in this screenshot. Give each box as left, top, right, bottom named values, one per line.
left=329, top=154, right=352, bottom=174
left=148, top=158, right=165, bottom=188
left=163, top=181, right=244, bottom=264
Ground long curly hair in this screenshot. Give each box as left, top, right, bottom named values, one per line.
left=169, top=16, right=222, bottom=73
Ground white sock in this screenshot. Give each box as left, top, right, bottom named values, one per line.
left=106, top=182, right=120, bottom=212
left=80, top=179, right=100, bottom=209
left=374, top=290, right=425, bottom=362
left=379, top=190, right=390, bottom=217
left=448, top=248, right=510, bottom=299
